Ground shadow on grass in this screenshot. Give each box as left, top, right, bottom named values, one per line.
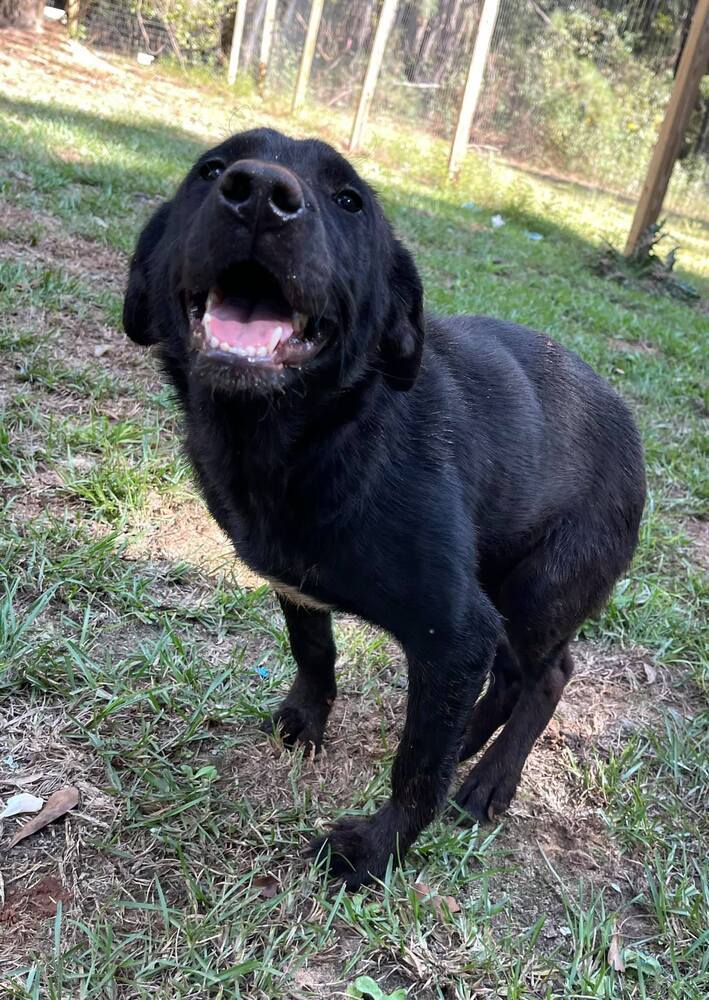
left=0, top=93, right=207, bottom=194
left=1, top=93, right=706, bottom=301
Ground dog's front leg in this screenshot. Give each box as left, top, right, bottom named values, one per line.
left=261, top=596, right=337, bottom=752
left=309, top=596, right=500, bottom=888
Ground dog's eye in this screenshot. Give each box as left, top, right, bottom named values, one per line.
left=333, top=188, right=363, bottom=214
left=200, top=159, right=225, bottom=182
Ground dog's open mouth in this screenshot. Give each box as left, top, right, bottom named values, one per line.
left=188, top=262, right=324, bottom=370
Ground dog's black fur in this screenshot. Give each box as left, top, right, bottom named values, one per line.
left=123, top=128, right=645, bottom=887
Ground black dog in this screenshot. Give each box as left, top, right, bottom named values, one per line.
left=123, top=128, right=645, bottom=887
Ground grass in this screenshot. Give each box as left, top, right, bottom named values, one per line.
left=0, top=28, right=707, bottom=1000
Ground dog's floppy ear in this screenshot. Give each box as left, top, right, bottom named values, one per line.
left=380, top=239, right=425, bottom=391
left=123, top=203, right=170, bottom=346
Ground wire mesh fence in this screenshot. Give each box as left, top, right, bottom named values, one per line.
left=62, top=0, right=708, bottom=217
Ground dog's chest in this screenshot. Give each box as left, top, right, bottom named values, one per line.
left=233, top=502, right=338, bottom=611
left=191, top=417, right=374, bottom=614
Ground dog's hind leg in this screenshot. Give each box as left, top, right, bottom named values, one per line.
left=458, top=639, right=523, bottom=762
left=454, top=518, right=619, bottom=821
left=261, top=596, right=337, bottom=752
left=454, top=641, right=574, bottom=821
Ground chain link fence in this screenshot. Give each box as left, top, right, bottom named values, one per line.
left=55, top=0, right=709, bottom=217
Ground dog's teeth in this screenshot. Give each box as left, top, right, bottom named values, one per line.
left=292, top=312, right=307, bottom=334
left=220, top=341, right=230, bottom=352
left=209, top=336, right=219, bottom=349
left=269, top=330, right=281, bottom=352
left=257, top=346, right=268, bottom=357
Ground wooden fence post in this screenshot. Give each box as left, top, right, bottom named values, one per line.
left=447, top=0, right=501, bottom=179
left=349, top=0, right=399, bottom=152
left=292, top=0, right=325, bottom=112
left=227, top=0, right=248, bottom=86
left=625, top=0, right=709, bottom=255
left=66, top=0, right=81, bottom=37
left=258, top=0, right=278, bottom=93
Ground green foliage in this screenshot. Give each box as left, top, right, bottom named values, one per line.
left=347, top=976, right=408, bottom=1000
left=509, top=8, right=672, bottom=187
left=133, top=0, right=232, bottom=63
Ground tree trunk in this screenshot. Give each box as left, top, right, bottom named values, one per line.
left=0, top=0, right=44, bottom=29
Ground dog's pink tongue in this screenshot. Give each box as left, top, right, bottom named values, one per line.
left=205, top=300, right=293, bottom=351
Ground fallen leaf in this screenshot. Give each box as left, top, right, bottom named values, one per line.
left=0, top=794, right=44, bottom=819
left=412, top=881, right=460, bottom=918
left=8, top=787, right=80, bottom=848
left=347, top=976, right=408, bottom=1000
left=252, top=874, right=278, bottom=898
left=608, top=930, right=626, bottom=972
left=350, top=976, right=384, bottom=999
left=643, top=662, right=657, bottom=684
left=413, top=881, right=433, bottom=901
left=624, top=949, right=661, bottom=975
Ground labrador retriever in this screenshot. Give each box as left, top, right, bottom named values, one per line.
left=123, top=128, right=646, bottom=887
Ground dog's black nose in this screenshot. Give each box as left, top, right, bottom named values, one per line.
left=219, top=159, right=304, bottom=226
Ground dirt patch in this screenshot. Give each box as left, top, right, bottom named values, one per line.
left=0, top=700, right=119, bottom=968
left=609, top=337, right=660, bottom=356
left=0, top=24, right=123, bottom=88
left=0, top=200, right=153, bottom=379
left=0, top=201, right=125, bottom=290
left=1, top=874, right=73, bottom=923
left=0, top=24, right=252, bottom=146
left=684, top=517, right=709, bottom=574
left=449, top=641, right=670, bottom=943
left=121, top=492, right=238, bottom=576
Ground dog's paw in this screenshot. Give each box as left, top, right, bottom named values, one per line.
left=307, top=810, right=401, bottom=888
left=453, top=761, right=520, bottom=823
left=261, top=697, right=331, bottom=752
